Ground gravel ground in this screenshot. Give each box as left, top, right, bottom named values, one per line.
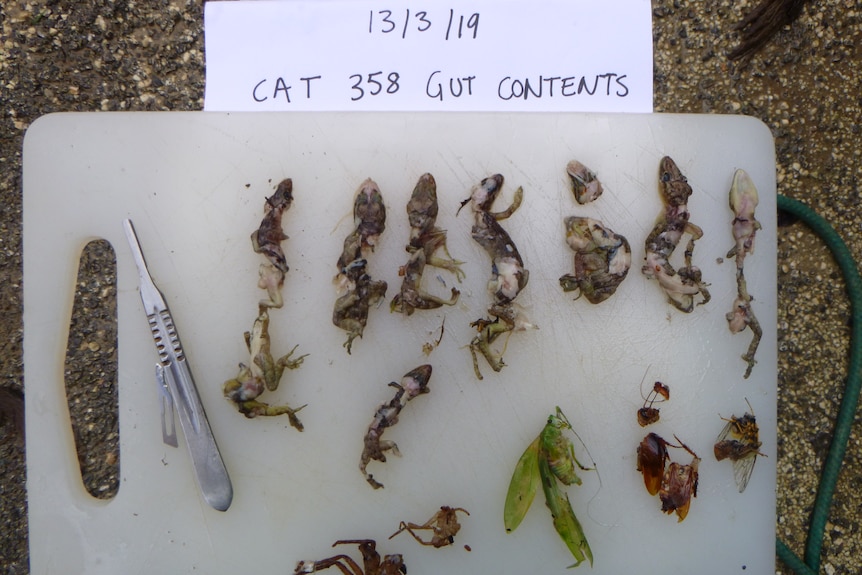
left=1, top=0, right=860, bottom=573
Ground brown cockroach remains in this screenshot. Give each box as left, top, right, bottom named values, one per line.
left=389, top=506, right=470, bottom=548
left=637, top=381, right=670, bottom=427
left=636, top=432, right=672, bottom=496
left=642, top=156, right=710, bottom=312
left=726, top=169, right=763, bottom=378
left=458, top=174, right=532, bottom=379
left=360, top=365, right=432, bottom=489
left=333, top=179, right=388, bottom=353
left=659, top=442, right=700, bottom=523
left=391, top=173, right=464, bottom=315
left=714, top=401, right=766, bottom=492
left=638, top=433, right=700, bottom=522
left=294, top=539, right=406, bottom=575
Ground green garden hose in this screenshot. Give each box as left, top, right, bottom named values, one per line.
left=775, top=194, right=862, bottom=574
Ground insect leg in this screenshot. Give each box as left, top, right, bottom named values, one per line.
left=538, top=453, right=592, bottom=567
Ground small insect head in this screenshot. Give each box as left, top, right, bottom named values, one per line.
left=637, top=380, right=670, bottom=427
left=549, top=406, right=573, bottom=430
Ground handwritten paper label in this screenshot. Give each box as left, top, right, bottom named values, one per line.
left=204, top=0, right=653, bottom=112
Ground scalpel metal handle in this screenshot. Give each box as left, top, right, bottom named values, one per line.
left=159, top=341, right=234, bottom=512
left=123, top=219, right=233, bottom=512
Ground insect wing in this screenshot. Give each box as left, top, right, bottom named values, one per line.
left=730, top=451, right=758, bottom=493
left=715, top=417, right=736, bottom=445
left=714, top=413, right=762, bottom=492
left=538, top=451, right=593, bottom=567
left=659, top=458, right=700, bottom=522
left=504, top=436, right=541, bottom=533
left=637, top=433, right=668, bottom=496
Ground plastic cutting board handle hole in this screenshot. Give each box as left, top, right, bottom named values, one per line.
left=63, top=239, right=120, bottom=500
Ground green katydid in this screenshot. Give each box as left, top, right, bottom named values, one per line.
left=504, top=406, right=594, bottom=568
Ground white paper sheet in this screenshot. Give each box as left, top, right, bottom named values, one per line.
left=204, top=0, right=653, bottom=112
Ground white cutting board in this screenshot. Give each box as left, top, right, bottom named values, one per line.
left=23, top=112, right=777, bottom=574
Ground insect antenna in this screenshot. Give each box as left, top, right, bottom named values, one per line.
left=567, top=424, right=606, bottom=523
left=637, top=367, right=650, bottom=400
left=638, top=368, right=669, bottom=405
